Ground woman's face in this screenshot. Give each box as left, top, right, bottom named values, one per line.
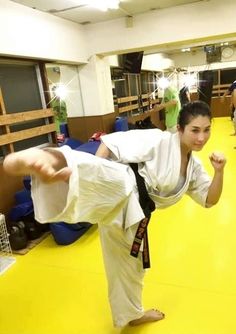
left=178, top=115, right=211, bottom=151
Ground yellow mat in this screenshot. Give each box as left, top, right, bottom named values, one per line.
left=0, top=117, right=235, bottom=334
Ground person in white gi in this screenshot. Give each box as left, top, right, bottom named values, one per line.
left=3, top=101, right=226, bottom=328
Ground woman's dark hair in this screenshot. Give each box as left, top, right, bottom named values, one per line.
left=178, top=100, right=212, bottom=130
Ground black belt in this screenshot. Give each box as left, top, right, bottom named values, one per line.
left=129, top=163, right=155, bottom=269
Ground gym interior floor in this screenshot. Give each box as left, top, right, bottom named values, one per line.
left=0, top=116, right=236, bottom=334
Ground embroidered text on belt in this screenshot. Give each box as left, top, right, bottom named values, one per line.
left=129, top=163, right=155, bottom=269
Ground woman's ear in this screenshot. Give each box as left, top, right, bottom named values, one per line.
left=177, top=124, right=184, bottom=134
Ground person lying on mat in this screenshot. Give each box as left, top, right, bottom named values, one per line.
left=3, top=101, right=226, bottom=328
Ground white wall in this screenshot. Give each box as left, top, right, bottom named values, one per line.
left=2, top=0, right=236, bottom=63
left=171, top=50, right=206, bottom=68
left=1, top=0, right=236, bottom=65
left=0, top=0, right=88, bottom=63
left=78, top=55, right=114, bottom=116
left=171, top=48, right=236, bottom=71
left=1, top=0, right=236, bottom=117
left=84, top=0, right=236, bottom=56
left=142, top=53, right=174, bottom=71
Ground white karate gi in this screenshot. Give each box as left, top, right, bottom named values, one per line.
left=30, top=129, right=212, bottom=327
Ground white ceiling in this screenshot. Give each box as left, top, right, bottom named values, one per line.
left=10, top=0, right=205, bottom=24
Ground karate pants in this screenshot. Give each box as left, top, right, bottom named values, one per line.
left=98, top=222, right=145, bottom=327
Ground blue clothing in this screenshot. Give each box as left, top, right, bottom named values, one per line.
left=228, top=81, right=236, bottom=94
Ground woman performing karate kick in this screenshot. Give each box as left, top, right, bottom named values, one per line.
left=3, top=101, right=226, bottom=328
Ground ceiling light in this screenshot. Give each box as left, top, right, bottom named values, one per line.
left=181, top=48, right=191, bottom=52
left=81, top=0, right=121, bottom=11
left=220, top=42, right=229, bottom=46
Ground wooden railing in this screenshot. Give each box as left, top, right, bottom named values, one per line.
left=116, top=93, right=165, bottom=129
left=0, top=89, right=56, bottom=155
left=212, top=84, right=230, bottom=97
left=117, top=94, right=160, bottom=116
left=117, top=95, right=139, bottom=115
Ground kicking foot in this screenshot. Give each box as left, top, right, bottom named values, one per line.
left=3, top=148, right=71, bottom=183
left=129, top=309, right=165, bottom=326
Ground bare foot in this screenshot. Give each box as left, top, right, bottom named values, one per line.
left=230, top=133, right=236, bottom=136
left=3, top=148, right=71, bottom=183
left=129, top=309, right=165, bottom=326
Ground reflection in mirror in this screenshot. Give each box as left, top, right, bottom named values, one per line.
left=45, top=64, right=84, bottom=135
left=110, top=40, right=236, bottom=122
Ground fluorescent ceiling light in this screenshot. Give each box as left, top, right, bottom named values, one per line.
left=75, top=0, right=121, bottom=11
left=220, top=42, right=229, bottom=46
left=181, top=48, right=191, bottom=52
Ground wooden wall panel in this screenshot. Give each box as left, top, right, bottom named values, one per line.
left=211, top=97, right=231, bottom=118
left=102, top=112, right=117, bottom=133
left=127, top=108, right=165, bottom=130
left=84, top=116, right=104, bottom=139
left=182, top=93, right=231, bottom=118
left=67, top=117, right=87, bottom=142
left=67, top=108, right=166, bottom=143
left=67, top=112, right=117, bottom=142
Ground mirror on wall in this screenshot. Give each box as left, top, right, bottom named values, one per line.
left=45, top=63, right=84, bottom=135
left=110, top=39, right=236, bottom=121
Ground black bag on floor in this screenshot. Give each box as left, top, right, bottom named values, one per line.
left=128, top=116, right=157, bottom=130
left=21, top=213, right=46, bottom=240
left=8, top=221, right=28, bottom=250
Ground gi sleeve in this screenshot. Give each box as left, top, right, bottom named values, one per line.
left=186, top=158, right=212, bottom=208
left=31, top=146, right=136, bottom=225
left=101, top=129, right=164, bottom=163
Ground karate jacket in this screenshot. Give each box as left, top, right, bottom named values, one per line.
left=31, top=129, right=211, bottom=233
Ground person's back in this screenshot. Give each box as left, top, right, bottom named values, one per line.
left=222, top=80, right=236, bottom=135
left=228, top=80, right=236, bottom=95
left=179, top=85, right=191, bottom=107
